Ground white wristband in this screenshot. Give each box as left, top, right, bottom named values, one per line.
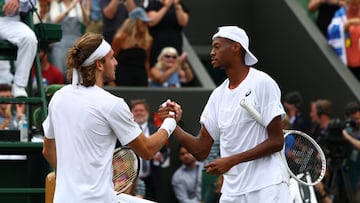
left=159, top=118, right=176, bottom=137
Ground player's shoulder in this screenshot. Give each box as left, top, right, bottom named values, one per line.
left=250, top=67, right=273, bottom=80
left=249, top=67, right=278, bottom=85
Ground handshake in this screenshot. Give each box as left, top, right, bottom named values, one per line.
left=158, top=99, right=183, bottom=137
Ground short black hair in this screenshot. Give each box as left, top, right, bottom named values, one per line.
left=344, top=101, right=360, bottom=117
left=284, top=91, right=303, bottom=109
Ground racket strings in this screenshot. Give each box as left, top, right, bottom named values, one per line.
left=112, top=149, right=138, bottom=192
left=285, top=134, right=323, bottom=183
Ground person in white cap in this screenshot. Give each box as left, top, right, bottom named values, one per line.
left=42, top=33, right=179, bottom=203
left=162, top=26, right=292, bottom=202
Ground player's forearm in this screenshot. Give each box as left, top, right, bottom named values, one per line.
left=230, top=139, right=283, bottom=165
left=42, top=138, right=57, bottom=169
left=173, top=126, right=209, bottom=161
left=148, top=129, right=170, bottom=157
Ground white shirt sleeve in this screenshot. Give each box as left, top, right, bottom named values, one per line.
left=108, top=99, right=142, bottom=146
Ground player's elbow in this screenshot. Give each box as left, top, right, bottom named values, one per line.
left=272, top=138, right=284, bottom=152
left=193, top=152, right=209, bottom=161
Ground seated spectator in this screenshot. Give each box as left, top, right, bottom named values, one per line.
left=32, top=47, right=64, bottom=88
left=0, top=84, right=15, bottom=130
left=111, top=7, right=153, bottom=87
left=149, top=47, right=193, bottom=88
left=0, top=84, right=25, bottom=130
left=172, top=145, right=203, bottom=203
left=327, top=0, right=360, bottom=80
left=0, top=0, right=38, bottom=97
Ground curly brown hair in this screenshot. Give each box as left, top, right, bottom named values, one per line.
left=66, top=33, right=105, bottom=87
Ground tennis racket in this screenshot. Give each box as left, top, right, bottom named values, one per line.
left=112, top=146, right=140, bottom=194
left=240, top=99, right=327, bottom=186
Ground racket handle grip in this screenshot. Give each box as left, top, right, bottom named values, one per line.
left=159, top=118, right=176, bottom=137
left=240, top=99, right=262, bottom=124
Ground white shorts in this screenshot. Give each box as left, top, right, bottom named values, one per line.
left=220, top=182, right=292, bottom=203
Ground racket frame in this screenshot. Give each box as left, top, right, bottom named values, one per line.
left=112, top=146, right=140, bottom=194
left=240, top=99, right=327, bottom=186
left=282, top=129, right=327, bottom=186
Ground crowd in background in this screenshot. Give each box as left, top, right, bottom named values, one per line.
left=31, top=0, right=194, bottom=88
left=1, top=0, right=194, bottom=91
left=283, top=90, right=360, bottom=203
left=1, top=0, right=360, bottom=202
left=300, top=0, right=360, bottom=81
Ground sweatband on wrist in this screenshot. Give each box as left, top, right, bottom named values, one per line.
left=159, top=118, right=176, bottom=137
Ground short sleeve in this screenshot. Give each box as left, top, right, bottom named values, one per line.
left=257, top=76, right=285, bottom=127
left=200, top=92, right=220, bottom=141
left=108, top=99, right=142, bottom=146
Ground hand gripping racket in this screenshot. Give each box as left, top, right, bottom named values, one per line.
left=240, top=99, right=327, bottom=186
left=112, top=147, right=140, bottom=194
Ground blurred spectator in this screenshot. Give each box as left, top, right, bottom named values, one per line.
left=100, top=0, right=142, bottom=44
left=33, top=0, right=52, bottom=24
left=31, top=48, right=64, bottom=88
left=172, top=145, right=203, bottom=203
left=0, top=0, right=38, bottom=97
left=0, top=84, right=25, bottom=130
left=48, top=0, right=89, bottom=75
left=308, top=0, right=345, bottom=36
left=130, top=99, right=169, bottom=202
left=84, top=0, right=103, bottom=34
left=149, top=47, right=193, bottom=88
left=327, top=0, right=360, bottom=80
left=133, top=178, right=146, bottom=199
left=146, top=0, right=189, bottom=67
left=283, top=91, right=311, bottom=133
left=111, top=7, right=152, bottom=86
left=341, top=101, right=360, bottom=197
left=0, top=84, right=15, bottom=130
left=309, top=99, right=332, bottom=147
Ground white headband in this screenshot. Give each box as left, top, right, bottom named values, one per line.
left=81, top=39, right=111, bottom=67
left=72, top=39, right=111, bottom=85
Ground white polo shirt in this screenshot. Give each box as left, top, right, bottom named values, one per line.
left=200, top=68, right=289, bottom=196
left=43, top=85, right=141, bottom=203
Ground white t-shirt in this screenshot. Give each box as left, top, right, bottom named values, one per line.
left=43, top=85, right=141, bottom=203
left=200, top=68, right=289, bottom=196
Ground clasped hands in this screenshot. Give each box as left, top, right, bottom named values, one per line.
left=157, top=99, right=182, bottom=123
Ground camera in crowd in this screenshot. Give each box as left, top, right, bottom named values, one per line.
left=323, top=118, right=356, bottom=161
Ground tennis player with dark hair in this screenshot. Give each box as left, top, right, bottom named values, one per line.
left=42, top=33, right=179, bottom=203
left=163, top=26, right=291, bottom=202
